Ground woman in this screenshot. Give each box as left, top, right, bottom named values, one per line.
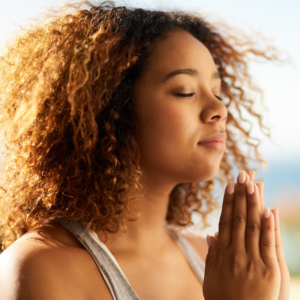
left=0, top=1, right=290, bottom=299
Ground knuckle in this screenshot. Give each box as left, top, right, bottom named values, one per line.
left=262, top=267, right=277, bottom=280
left=276, top=256, right=285, bottom=264
left=246, top=261, right=256, bottom=274
left=205, top=254, right=213, bottom=263
left=247, top=199, right=259, bottom=208
left=261, top=239, right=273, bottom=248
left=235, top=190, right=245, bottom=197
left=219, top=217, right=232, bottom=229
left=214, top=253, right=224, bottom=269
left=223, top=196, right=234, bottom=206
left=232, top=214, right=246, bottom=226
left=231, top=255, right=244, bottom=275
left=246, top=221, right=260, bottom=233
left=261, top=267, right=271, bottom=278
left=264, top=223, right=274, bottom=231
left=275, top=240, right=283, bottom=249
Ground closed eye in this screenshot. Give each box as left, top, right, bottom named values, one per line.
left=175, top=94, right=223, bottom=100
left=175, top=93, right=195, bottom=97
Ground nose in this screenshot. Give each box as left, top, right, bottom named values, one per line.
left=199, top=94, right=228, bottom=124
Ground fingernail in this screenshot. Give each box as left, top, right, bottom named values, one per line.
left=264, top=206, right=270, bottom=218
left=256, top=181, right=264, bottom=188
left=206, top=235, right=211, bottom=247
left=260, top=182, right=264, bottom=188
left=246, top=181, right=254, bottom=194
left=238, top=170, right=246, bottom=184
left=250, top=171, right=255, bottom=181
left=227, top=181, right=235, bottom=194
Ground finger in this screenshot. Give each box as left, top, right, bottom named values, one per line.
left=256, top=182, right=265, bottom=219
left=214, top=231, right=218, bottom=242
left=245, top=173, right=250, bottom=182
left=256, top=182, right=264, bottom=241
left=272, top=208, right=290, bottom=299
left=205, top=235, right=217, bottom=277
left=245, top=182, right=261, bottom=258
left=273, top=208, right=288, bottom=266
left=260, top=206, right=277, bottom=267
left=249, top=171, right=255, bottom=182
left=217, top=181, right=235, bottom=252
left=231, top=170, right=247, bottom=253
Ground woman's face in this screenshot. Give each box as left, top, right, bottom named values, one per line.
left=134, top=30, right=228, bottom=185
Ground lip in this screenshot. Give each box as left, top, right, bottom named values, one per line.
left=198, top=141, right=226, bottom=151
left=198, top=132, right=227, bottom=151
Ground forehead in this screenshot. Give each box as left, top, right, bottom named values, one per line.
left=142, top=30, right=217, bottom=83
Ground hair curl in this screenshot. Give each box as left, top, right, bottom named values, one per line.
left=0, top=0, right=282, bottom=250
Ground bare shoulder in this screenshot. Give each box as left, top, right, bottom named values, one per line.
left=180, top=231, right=209, bottom=263
left=0, top=221, right=112, bottom=300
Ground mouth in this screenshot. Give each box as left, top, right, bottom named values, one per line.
left=197, top=132, right=227, bottom=151
left=197, top=140, right=226, bottom=151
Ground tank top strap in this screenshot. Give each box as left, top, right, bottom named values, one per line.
left=53, top=216, right=140, bottom=300
left=165, top=225, right=205, bottom=284
left=53, top=216, right=205, bottom=300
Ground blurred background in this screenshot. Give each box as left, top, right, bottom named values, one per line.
left=0, top=0, right=299, bottom=298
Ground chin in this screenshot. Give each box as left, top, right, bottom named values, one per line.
left=180, top=164, right=220, bottom=183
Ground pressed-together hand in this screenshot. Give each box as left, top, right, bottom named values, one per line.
left=255, top=176, right=290, bottom=300
left=210, top=172, right=290, bottom=300
left=203, top=171, right=281, bottom=300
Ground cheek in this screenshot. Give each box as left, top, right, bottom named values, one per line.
left=145, top=103, right=194, bottom=147
left=137, top=100, right=197, bottom=169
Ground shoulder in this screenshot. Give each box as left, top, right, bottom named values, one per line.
left=180, top=231, right=209, bottom=263
left=0, top=220, right=110, bottom=300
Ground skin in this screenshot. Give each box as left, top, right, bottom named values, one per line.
left=204, top=171, right=281, bottom=300
left=0, top=29, right=289, bottom=300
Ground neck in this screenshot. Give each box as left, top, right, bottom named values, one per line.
left=103, top=174, right=177, bottom=256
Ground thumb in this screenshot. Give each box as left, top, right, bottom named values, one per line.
left=204, top=235, right=217, bottom=278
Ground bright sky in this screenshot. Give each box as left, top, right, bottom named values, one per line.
left=0, top=0, right=299, bottom=162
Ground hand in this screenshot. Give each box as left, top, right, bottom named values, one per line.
left=212, top=173, right=290, bottom=300
left=203, top=170, right=281, bottom=300
left=256, top=179, right=290, bottom=300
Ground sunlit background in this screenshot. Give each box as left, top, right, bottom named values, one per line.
left=1, top=0, right=299, bottom=298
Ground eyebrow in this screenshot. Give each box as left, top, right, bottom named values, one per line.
left=162, top=68, right=221, bottom=83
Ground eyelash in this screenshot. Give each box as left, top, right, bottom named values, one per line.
left=175, top=93, right=195, bottom=97
left=175, top=93, right=223, bottom=101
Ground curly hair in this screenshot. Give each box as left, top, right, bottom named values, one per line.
left=0, top=0, right=282, bottom=250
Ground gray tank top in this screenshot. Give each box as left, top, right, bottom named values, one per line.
left=53, top=216, right=205, bottom=300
